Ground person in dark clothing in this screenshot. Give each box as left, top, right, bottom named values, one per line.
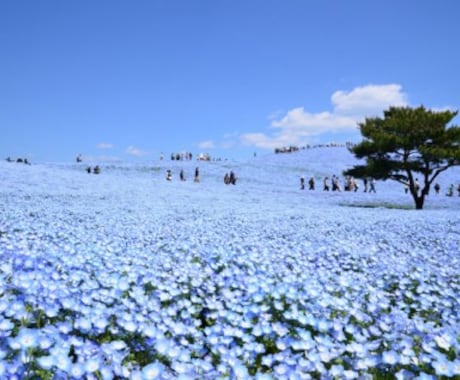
left=229, top=171, right=236, bottom=185
left=369, top=178, right=376, bottom=193
left=308, top=177, right=315, bottom=190
left=194, top=167, right=200, bottom=182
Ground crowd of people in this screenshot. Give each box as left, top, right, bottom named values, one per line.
left=275, top=142, right=354, bottom=154
left=301, top=175, right=376, bottom=193
left=5, top=157, right=31, bottom=165
left=163, top=168, right=238, bottom=185
left=163, top=170, right=454, bottom=196
left=170, top=152, right=194, bottom=161
left=224, top=171, right=237, bottom=185
left=86, top=166, right=101, bottom=175
left=166, top=167, right=201, bottom=182
left=403, top=180, right=460, bottom=197
left=446, top=183, right=460, bottom=197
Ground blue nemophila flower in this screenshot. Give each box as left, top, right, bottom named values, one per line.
left=37, top=355, right=55, bottom=370
left=85, top=356, right=102, bottom=374
left=0, top=318, right=14, bottom=333
left=343, top=369, right=359, bottom=379
left=329, top=363, right=345, bottom=377
left=6, top=301, right=28, bottom=320
left=0, top=300, right=9, bottom=314
left=75, top=316, right=92, bottom=333
left=255, top=373, right=274, bottom=380
left=108, top=340, right=127, bottom=351
left=156, top=338, right=171, bottom=356
left=452, top=360, right=460, bottom=376
left=69, top=362, right=86, bottom=378
left=395, top=369, right=414, bottom=380
left=274, top=363, right=290, bottom=377
left=414, top=373, right=436, bottom=380
left=142, top=361, right=164, bottom=379
left=432, top=355, right=454, bottom=377
left=346, top=342, right=368, bottom=357
left=37, top=331, right=54, bottom=350
left=121, top=318, right=137, bottom=333
left=55, top=353, right=72, bottom=372
left=171, top=360, right=194, bottom=376
left=98, top=365, right=115, bottom=380
left=434, top=331, right=456, bottom=351
left=382, top=349, right=399, bottom=366
left=232, top=363, right=249, bottom=379
left=0, top=361, right=6, bottom=377
left=9, top=327, right=39, bottom=349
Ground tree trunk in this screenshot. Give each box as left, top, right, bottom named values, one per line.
left=414, top=195, right=425, bottom=210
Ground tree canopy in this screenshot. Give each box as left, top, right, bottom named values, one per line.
left=344, top=106, right=460, bottom=209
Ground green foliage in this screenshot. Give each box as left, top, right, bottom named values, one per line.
left=143, top=281, right=157, bottom=295
left=345, top=106, right=460, bottom=209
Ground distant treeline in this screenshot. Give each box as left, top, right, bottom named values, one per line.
left=274, top=142, right=356, bottom=154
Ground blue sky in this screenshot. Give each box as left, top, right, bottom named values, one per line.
left=1, top=0, right=459, bottom=162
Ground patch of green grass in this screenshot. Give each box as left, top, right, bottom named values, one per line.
left=340, top=202, right=414, bottom=210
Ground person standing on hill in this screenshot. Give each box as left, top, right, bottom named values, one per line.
left=363, top=178, right=368, bottom=192
left=194, top=167, right=200, bottom=182
left=323, top=177, right=329, bottom=191
left=308, top=177, right=315, bottom=190
left=229, top=171, right=236, bottom=185
left=369, top=178, right=376, bottom=193
left=414, top=178, right=420, bottom=194
left=332, top=175, right=341, bottom=191
left=300, top=176, right=305, bottom=190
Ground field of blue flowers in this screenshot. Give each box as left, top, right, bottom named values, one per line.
left=1, top=147, right=459, bottom=379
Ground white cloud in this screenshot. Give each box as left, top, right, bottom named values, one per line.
left=84, top=155, right=121, bottom=162
left=272, top=109, right=356, bottom=131
left=198, top=140, right=215, bottom=149
left=198, top=135, right=241, bottom=150
left=331, top=84, right=408, bottom=116
left=126, top=146, right=148, bottom=157
left=97, top=142, right=113, bottom=149
left=240, top=83, right=409, bottom=149
left=241, top=133, right=291, bottom=149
